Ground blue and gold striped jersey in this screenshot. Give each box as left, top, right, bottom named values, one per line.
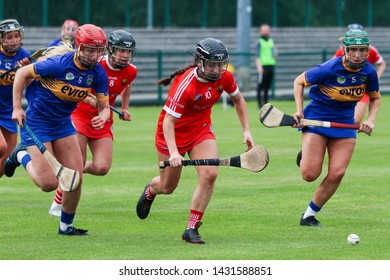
left=26, top=51, right=108, bottom=120
left=300, top=56, right=380, bottom=138
left=303, top=56, right=380, bottom=104
left=0, top=47, right=31, bottom=118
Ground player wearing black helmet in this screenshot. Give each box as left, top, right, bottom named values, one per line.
left=107, top=30, right=136, bottom=69
left=136, top=38, right=255, bottom=244
left=194, top=38, right=229, bottom=82
left=0, top=18, right=24, bottom=53
left=0, top=19, right=31, bottom=178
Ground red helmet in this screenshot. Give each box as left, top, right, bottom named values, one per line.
left=61, top=19, right=78, bottom=40
left=75, top=24, right=106, bottom=69
left=75, top=24, right=106, bottom=49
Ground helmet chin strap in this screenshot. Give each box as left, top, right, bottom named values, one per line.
left=2, top=40, right=23, bottom=53
left=78, top=53, right=96, bottom=69
left=345, top=54, right=368, bottom=69
left=110, top=53, right=130, bottom=69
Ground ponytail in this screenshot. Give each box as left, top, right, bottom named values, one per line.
left=156, top=63, right=197, bottom=87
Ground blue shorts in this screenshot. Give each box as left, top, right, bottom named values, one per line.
left=301, top=100, right=357, bottom=139
left=0, top=117, right=18, bottom=134
left=20, top=112, right=76, bottom=147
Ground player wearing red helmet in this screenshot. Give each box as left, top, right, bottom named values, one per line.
left=75, top=24, right=106, bottom=69
left=48, top=30, right=138, bottom=216
left=4, top=24, right=110, bottom=236
left=48, top=19, right=79, bottom=48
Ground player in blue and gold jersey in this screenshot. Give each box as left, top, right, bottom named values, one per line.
left=3, top=24, right=110, bottom=236
left=293, top=30, right=380, bottom=227
left=48, top=19, right=79, bottom=49
left=0, top=19, right=31, bottom=177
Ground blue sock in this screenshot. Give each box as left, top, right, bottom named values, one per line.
left=60, top=211, right=75, bottom=231
left=309, top=200, right=321, bottom=212
left=21, top=154, right=31, bottom=169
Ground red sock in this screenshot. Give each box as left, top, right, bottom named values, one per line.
left=145, top=185, right=156, bottom=201
left=186, top=209, right=204, bottom=229
left=54, top=189, right=63, bottom=204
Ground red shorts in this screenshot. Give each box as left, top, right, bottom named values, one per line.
left=72, top=115, right=113, bottom=140
left=155, top=125, right=216, bottom=156
left=360, top=94, right=369, bottom=104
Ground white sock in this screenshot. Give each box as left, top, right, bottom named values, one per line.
left=51, top=201, right=61, bottom=207
left=16, top=151, right=28, bottom=163
left=60, top=221, right=72, bottom=231
left=303, top=205, right=318, bottom=219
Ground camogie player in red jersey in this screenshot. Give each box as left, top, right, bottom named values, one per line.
left=334, top=24, right=386, bottom=124
left=48, top=30, right=137, bottom=216
left=136, top=38, right=255, bottom=244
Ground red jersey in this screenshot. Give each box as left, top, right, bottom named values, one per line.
left=72, top=56, right=137, bottom=126
left=155, top=67, right=239, bottom=150
left=334, top=45, right=383, bottom=65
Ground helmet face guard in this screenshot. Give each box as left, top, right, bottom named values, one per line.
left=75, top=24, right=106, bottom=69
left=107, top=30, right=136, bottom=69
left=77, top=45, right=106, bottom=69
left=0, top=19, right=24, bottom=53
left=194, top=38, right=229, bottom=82
left=197, top=58, right=229, bottom=82
left=61, top=19, right=79, bottom=45
left=347, top=23, right=363, bottom=31
left=343, top=30, right=371, bottom=69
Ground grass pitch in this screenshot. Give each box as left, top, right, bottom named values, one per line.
left=1, top=96, right=389, bottom=260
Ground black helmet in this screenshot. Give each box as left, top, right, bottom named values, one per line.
left=107, top=30, right=136, bottom=69
left=0, top=18, right=24, bottom=53
left=194, top=38, right=229, bottom=81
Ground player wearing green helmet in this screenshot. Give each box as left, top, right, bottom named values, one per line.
left=294, top=29, right=380, bottom=228
left=343, top=30, right=371, bottom=69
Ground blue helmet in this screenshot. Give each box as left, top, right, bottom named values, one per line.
left=347, top=23, right=363, bottom=31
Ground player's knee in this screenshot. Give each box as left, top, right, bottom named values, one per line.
left=39, top=183, right=59, bottom=192
left=301, top=169, right=321, bottom=182
left=36, top=177, right=61, bottom=192
left=92, top=164, right=110, bottom=176
left=160, top=185, right=176, bottom=194
left=200, top=168, right=218, bottom=186
left=158, top=180, right=178, bottom=194
left=328, top=169, right=346, bottom=184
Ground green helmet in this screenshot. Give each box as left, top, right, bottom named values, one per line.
left=343, top=30, right=371, bottom=69
left=343, top=30, right=371, bottom=48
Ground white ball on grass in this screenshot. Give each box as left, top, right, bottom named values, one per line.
left=347, top=234, right=360, bottom=246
